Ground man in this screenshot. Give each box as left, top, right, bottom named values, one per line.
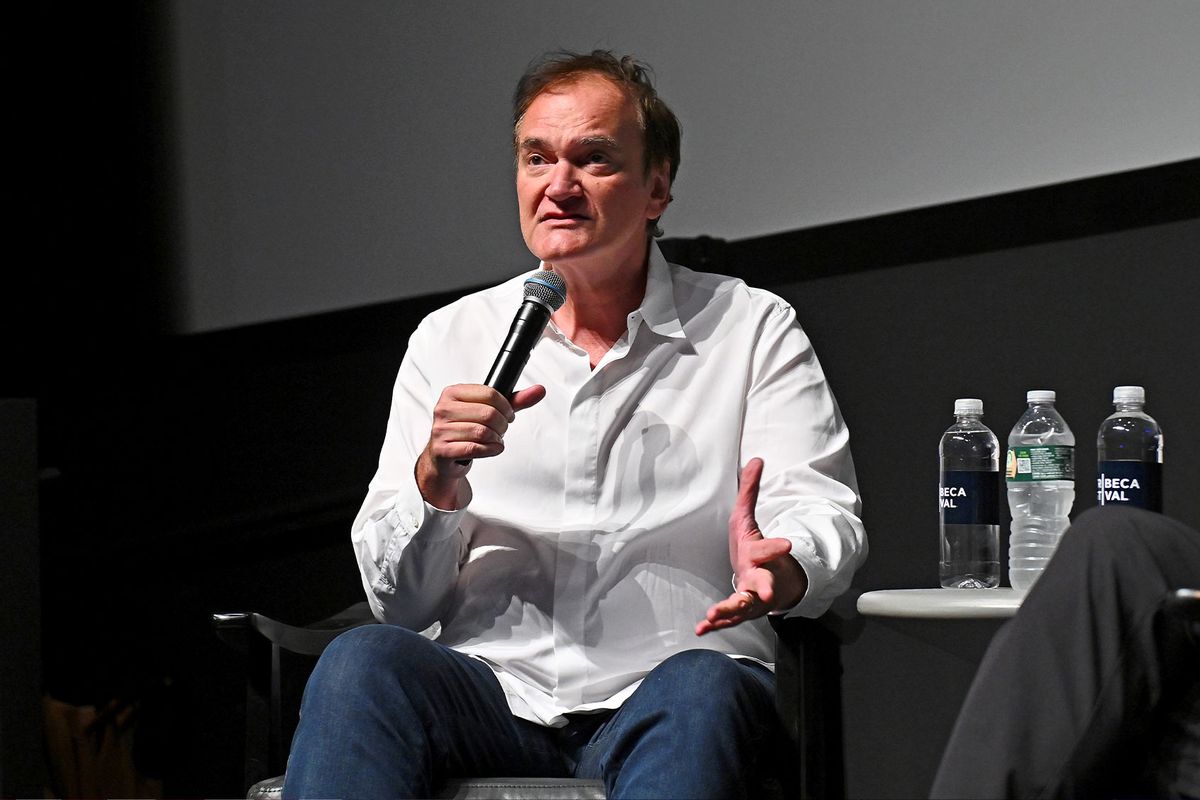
left=284, top=50, right=865, bottom=799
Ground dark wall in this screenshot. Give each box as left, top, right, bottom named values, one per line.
left=1, top=401, right=42, bottom=797
left=33, top=296, right=452, bottom=796
left=777, top=218, right=1200, bottom=798
left=790, top=217, right=1200, bottom=586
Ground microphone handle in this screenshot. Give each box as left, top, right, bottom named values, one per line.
left=483, top=299, right=552, bottom=396
left=456, top=299, right=551, bottom=467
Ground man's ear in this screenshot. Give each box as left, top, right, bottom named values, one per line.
left=646, top=162, right=672, bottom=219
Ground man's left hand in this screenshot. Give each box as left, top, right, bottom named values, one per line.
left=695, top=458, right=808, bottom=636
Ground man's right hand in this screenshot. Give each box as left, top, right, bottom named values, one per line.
left=415, top=383, right=546, bottom=510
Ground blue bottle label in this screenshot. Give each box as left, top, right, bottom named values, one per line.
left=940, top=470, right=1000, bottom=525
left=1097, top=461, right=1162, bottom=512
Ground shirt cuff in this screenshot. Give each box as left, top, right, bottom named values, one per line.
left=417, top=497, right=470, bottom=541
left=777, top=540, right=835, bottom=618
left=411, top=476, right=473, bottom=537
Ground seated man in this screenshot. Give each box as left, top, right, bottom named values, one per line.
left=282, top=50, right=865, bottom=799
left=932, top=506, right=1200, bottom=799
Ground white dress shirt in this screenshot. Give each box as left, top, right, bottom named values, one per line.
left=351, top=243, right=866, bottom=727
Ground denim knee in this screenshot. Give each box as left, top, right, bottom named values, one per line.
left=589, top=650, right=778, bottom=799
left=303, top=624, right=431, bottom=707
left=643, top=649, right=773, bottom=718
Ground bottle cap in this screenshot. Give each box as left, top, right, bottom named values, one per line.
left=1113, top=385, right=1145, bottom=404
left=1026, top=390, right=1056, bottom=403
left=954, top=398, right=983, bottom=415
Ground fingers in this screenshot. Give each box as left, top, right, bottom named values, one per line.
left=701, top=456, right=805, bottom=635
left=695, top=588, right=766, bottom=636
left=418, top=384, right=545, bottom=507
left=440, top=383, right=545, bottom=461
left=427, top=384, right=526, bottom=463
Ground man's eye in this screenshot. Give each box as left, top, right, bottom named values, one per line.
left=526, top=154, right=547, bottom=166
left=587, top=152, right=609, bottom=164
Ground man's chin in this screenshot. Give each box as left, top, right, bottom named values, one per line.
left=526, top=237, right=593, bottom=266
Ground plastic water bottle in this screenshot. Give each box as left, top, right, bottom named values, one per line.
left=939, top=398, right=1000, bottom=588
left=1006, top=390, right=1075, bottom=591
left=1097, top=385, right=1163, bottom=512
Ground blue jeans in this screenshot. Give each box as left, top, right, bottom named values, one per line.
left=283, top=625, right=780, bottom=799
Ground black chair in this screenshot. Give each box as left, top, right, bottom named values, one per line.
left=214, top=602, right=862, bottom=800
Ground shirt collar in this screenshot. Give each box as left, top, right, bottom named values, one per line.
left=635, top=242, right=686, bottom=340
left=535, top=242, right=687, bottom=342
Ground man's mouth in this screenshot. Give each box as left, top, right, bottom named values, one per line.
left=540, top=211, right=589, bottom=222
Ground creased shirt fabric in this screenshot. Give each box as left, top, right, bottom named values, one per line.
left=351, top=243, right=866, bottom=727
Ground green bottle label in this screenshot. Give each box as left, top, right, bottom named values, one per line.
left=1005, top=445, right=1074, bottom=482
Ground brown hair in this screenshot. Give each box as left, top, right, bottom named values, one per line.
left=513, top=50, right=681, bottom=237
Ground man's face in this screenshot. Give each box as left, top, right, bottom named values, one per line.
left=516, top=75, right=670, bottom=273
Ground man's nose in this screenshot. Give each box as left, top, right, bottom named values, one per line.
left=545, top=161, right=582, bottom=201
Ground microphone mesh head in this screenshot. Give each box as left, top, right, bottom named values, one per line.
left=524, top=271, right=568, bottom=311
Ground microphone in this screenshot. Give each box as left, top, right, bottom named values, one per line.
left=455, top=271, right=567, bottom=467
left=483, top=271, right=568, bottom=396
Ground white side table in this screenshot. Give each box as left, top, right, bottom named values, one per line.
left=845, top=588, right=1026, bottom=798
left=857, top=588, right=1025, bottom=619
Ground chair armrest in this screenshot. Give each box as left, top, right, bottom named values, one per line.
left=212, top=601, right=379, bottom=790
left=1166, top=589, right=1200, bottom=621
left=213, top=601, right=377, bottom=657
left=771, top=611, right=861, bottom=800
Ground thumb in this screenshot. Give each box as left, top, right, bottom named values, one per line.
left=510, top=384, right=547, bottom=414
left=732, top=458, right=763, bottom=537
left=729, top=457, right=764, bottom=565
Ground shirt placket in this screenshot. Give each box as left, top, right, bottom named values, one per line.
left=550, top=318, right=641, bottom=710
